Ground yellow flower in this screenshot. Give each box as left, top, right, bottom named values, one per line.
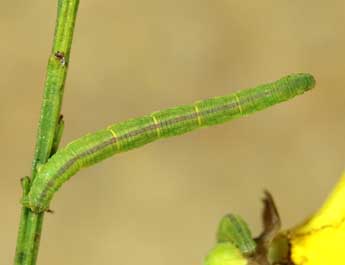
left=289, top=171, right=345, bottom=265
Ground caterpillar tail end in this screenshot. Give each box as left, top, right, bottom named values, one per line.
left=21, top=196, right=45, bottom=214
left=21, top=196, right=32, bottom=210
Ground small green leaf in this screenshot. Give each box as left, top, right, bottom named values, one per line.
left=217, top=214, right=256, bottom=255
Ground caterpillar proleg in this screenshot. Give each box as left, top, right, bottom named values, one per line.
left=23, top=73, right=315, bottom=213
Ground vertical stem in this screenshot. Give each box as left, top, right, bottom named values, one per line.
left=14, top=1, right=79, bottom=264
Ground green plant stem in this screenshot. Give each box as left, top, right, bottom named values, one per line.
left=14, top=1, right=79, bottom=264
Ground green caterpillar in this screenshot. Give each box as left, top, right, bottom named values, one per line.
left=22, top=73, right=315, bottom=213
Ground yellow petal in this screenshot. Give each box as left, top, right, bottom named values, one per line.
left=290, top=171, right=345, bottom=265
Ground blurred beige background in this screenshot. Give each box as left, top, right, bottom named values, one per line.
left=1, top=1, right=345, bottom=264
